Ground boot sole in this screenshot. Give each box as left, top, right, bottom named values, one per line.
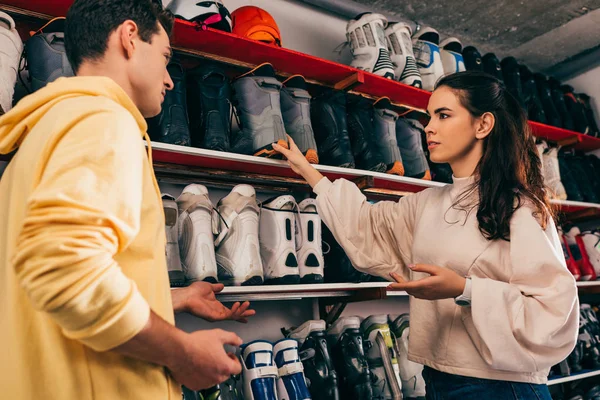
left=266, top=275, right=301, bottom=285
left=301, top=274, right=324, bottom=284
left=386, top=161, right=405, bottom=176
left=254, top=139, right=288, bottom=158
left=241, top=275, right=264, bottom=286
left=304, top=149, right=319, bottom=164
left=169, top=271, right=187, bottom=287
left=368, top=162, right=388, bottom=173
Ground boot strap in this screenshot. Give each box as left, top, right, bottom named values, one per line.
left=278, top=361, right=304, bottom=377
left=245, top=366, right=279, bottom=380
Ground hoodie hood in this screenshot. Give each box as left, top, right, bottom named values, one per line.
left=0, top=76, right=147, bottom=154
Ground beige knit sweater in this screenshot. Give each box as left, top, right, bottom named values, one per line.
left=314, top=175, right=579, bottom=384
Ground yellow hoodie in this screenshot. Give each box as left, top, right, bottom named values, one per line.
left=0, top=77, right=180, bottom=399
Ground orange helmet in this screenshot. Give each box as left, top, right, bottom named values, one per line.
left=231, top=6, right=281, bottom=47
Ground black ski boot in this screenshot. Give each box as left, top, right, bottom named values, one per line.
left=562, top=85, right=590, bottom=134
left=310, top=90, right=355, bottom=168
left=558, top=152, right=585, bottom=202
left=578, top=93, right=600, bottom=137
left=322, top=223, right=371, bottom=283
left=534, top=73, right=562, bottom=128
left=396, top=118, right=430, bottom=179
left=519, top=65, right=547, bottom=124
left=147, top=60, right=191, bottom=147
left=482, top=53, right=503, bottom=81
left=346, top=95, right=387, bottom=172
left=327, top=317, right=373, bottom=400
left=462, top=46, right=483, bottom=71
left=187, top=64, right=232, bottom=152
left=548, top=77, right=575, bottom=131
left=501, top=57, right=524, bottom=108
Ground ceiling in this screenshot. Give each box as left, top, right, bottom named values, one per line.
left=306, top=0, right=600, bottom=78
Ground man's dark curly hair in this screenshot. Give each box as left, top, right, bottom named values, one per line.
left=65, top=0, right=174, bottom=72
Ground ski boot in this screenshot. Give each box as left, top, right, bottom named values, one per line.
left=561, top=229, right=582, bottom=281
left=287, top=320, right=339, bottom=400
left=462, top=46, right=483, bottom=71
left=500, top=57, right=524, bottom=107
left=558, top=152, right=584, bottom=202
left=519, top=65, right=547, bottom=124
left=562, top=85, right=590, bottom=134
left=540, top=144, right=567, bottom=200
left=372, top=97, right=405, bottom=175
left=578, top=93, right=600, bottom=137
left=296, top=199, right=325, bottom=284
left=215, top=185, right=264, bottom=286
left=176, top=184, right=218, bottom=283
left=548, top=77, right=575, bottom=131
left=232, top=63, right=288, bottom=158
left=385, top=22, right=421, bottom=88
left=390, top=314, right=426, bottom=400
left=327, top=317, right=373, bottom=400
left=361, top=315, right=403, bottom=399
left=322, top=223, right=371, bottom=283
left=200, top=376, right=242, bottom=400
left=533, top=73, right=562, bottom=128
left=260, top=195, right=300, bottom=285
left=482, top=53, right=503, bottom=81
left=396, top=118, right=430, bottom=179
left=411, top=26, right=444, bottom=91
left=346, top=13, right=395, bottom=79
left=280, top=75, right=318, bottom=163
left=439, top=37, right=465, bottom=77
left=163, top=194, right=185, bottom=287
left=0, top=11, right=22, bottom=114
left=187, top=64, right=232, bottom=152
left=274, top=339, right=312, bottom=400
left=241, top=341, right=279, bottom=400
left=579, top=231, right=600, bottom=278
left=346, top=95, right=387, bottom=172
left=310, top=90, right=355, bottom=168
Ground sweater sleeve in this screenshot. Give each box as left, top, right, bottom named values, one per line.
left=314, top=177, right=419, bottom=279
left=461, top=206, right=579, bottom=372
left=12, top=110, right=151, bottom=352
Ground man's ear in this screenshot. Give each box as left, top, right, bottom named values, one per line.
left=475, top=112, right=495, bottom=140
left=119, top=20, right=139, bottom=59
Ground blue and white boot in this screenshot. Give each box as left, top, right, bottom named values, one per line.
left=274, top=339, right=312, bottom=400
left=241, top=341, right=279, bottom=400
left=440, top=37, right=466, bottom=77
left=412, top=26, right=444, bottom=91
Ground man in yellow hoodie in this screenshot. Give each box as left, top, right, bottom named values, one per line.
left=0, top=1, right=252, bottom=398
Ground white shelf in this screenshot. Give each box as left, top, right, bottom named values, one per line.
left=552, top=199, right=600, bottom=210
left=548, top=369, right=600, bottom=385
left=214, top=282, right=408, bottom=302
left=577, top=281, right=600, bottom=287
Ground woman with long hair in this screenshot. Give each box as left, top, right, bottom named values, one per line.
left=274, top=71, right=579, bottom=399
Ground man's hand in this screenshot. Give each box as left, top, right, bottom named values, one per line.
left=388, top=264, right=466, bottom=300
left=167, top=329, right=243, bottom=390
left=172, top=281, right=256, bottom=323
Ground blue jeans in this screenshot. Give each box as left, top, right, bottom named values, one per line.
left=422, top=366, right=552, bottom=400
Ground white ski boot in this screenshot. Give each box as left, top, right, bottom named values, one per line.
left=215, top=185, right=264, bottom=286
left=440, top=37, right=466, bottom=76
left=0, top=12, right=23, bottom=114
left=361, top=315, right=403, bottom=400
left=390, top=314, right=426, bottom=400
left=346, top=13, right=395, bottom=79
left=241, top=341, right=279, bottom=400
left=163, top=194, right=185, bottom=287
left=540, top=144, right=568, bottom=200
left=274, top=339, right=312, bottom=400
left=385, top=22, right=421, bottom=88
left=296, top=199, right=324, bottom=284
left=412, top=26, right=444, bottom=91
left=260, top=195, right=300, bottom=284
left=176, top=184, right=218, bottom=283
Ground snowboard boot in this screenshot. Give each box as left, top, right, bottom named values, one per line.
left=310, top=90, right=355, bottom=168
left=0, top=12, right=22, bottom=114
left=241, top=341, right=279, bottom=400
left=462, top=46, right=483, bottom=71
left=25, top=18, right=74, bottom=92
left=578, top=93, right=600, bottom=138
left=501, top=57, right=524, bottom=107
left=540, top=145, right=568, bottom=200
left=163, top=194, right=185, bottom=287
left=548, top=77, right=575, bottom=131
left=534, top=73, right=562, bottom=128
left=396, top=118, right=430, bottom=179
left=346, top=13, right=395, bottom=79
left=579, top=307, right=600, bottom=370
left=327, top=317, right=373, bottom=400
left=232, top=63, right=288, bottom=158
left=199, top=376, right=242, bottom=400
left=439, top=37, right=465, bottom=77
left=147, top=60, right=191, bottom=147
left=567, top=227, right=595, bottom=281
left=176, top=184, right=218, bottom=283
left=562, top=232, right=582, bottom=281
left=260, top=195, right=300, bottom=285
left=385, top=22, right=422, bottom=88
left=564, top=153, right=599, bottom=203
left=482, top=53, right=503, bottom=81
left=578, top=234, right=599, bottom=282
left=361, top=315, right=403, bottom=400
left=346, top=95, right=387, bottom=172
left=187, top=63, right=232, bottom=152
left=390, top=314, right=426, bottom=400
left=296, top=199, right=324, bottom=284
left=372, top=97, right=405, bottom=175
left=519, top=65, right=547, bottom=124
left=273, top=339, right=312, bottom=400
left=412, top=26, right=444, bottom=91
left=280, top=75, right=319, bottom=164
left=215, top=185, right=264, bottom=286
left=558, top=153, right=584, bottom=202
left=562, top=85, right=590, bottom=134
left=579, top=231, right=600, bottom=278
left=287, top=320, right=339, bottom=400
left=322, top=223, right=371, bottom=283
